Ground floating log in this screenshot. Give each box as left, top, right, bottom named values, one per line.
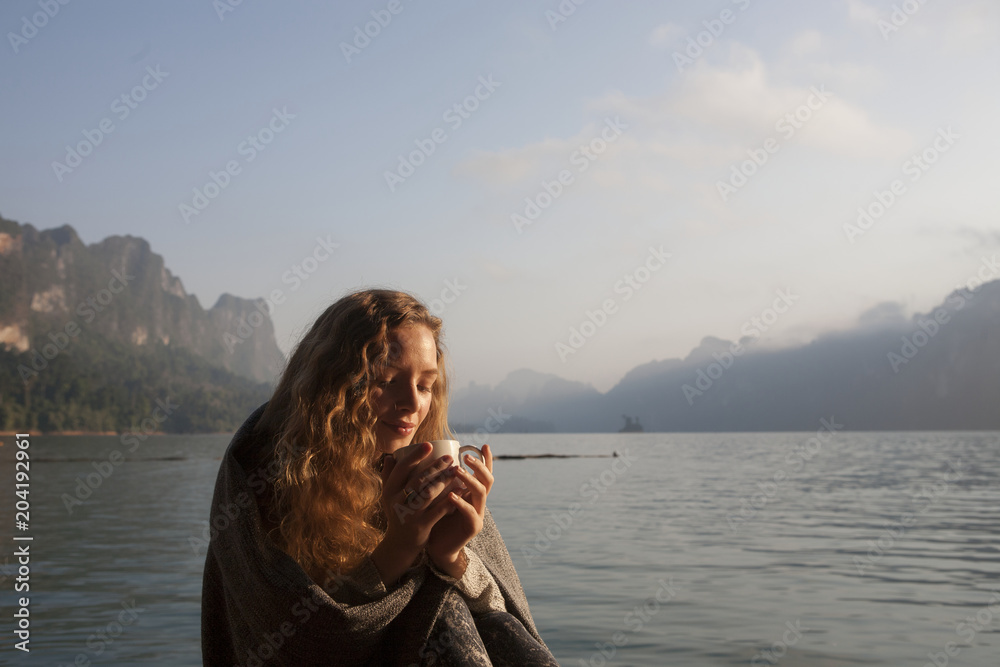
left=494, top=452, right=618, bottom=460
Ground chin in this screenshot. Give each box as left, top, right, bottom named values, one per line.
left=378, top=422, right=416, bottom=453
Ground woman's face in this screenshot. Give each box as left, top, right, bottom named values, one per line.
left=371, top=324, right=439, bottom=454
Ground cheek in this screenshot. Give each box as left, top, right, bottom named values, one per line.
left=372, top=390, right=390, bottom=414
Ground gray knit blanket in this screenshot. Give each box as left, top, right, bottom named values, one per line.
left=201, top=404, right=560, bottom=666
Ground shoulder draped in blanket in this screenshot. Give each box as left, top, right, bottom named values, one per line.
left=201, top=403, right=560, bottom=666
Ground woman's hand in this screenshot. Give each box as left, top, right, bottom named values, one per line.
left=370, top=442, right=469, bottom=587
left=425, top=444, right=494, bottom=579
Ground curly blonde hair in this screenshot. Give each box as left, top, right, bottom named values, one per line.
left=255, top=289, right=451, bottom=583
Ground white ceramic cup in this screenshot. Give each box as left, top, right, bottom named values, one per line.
left=394, top=439, right=484, bottom=474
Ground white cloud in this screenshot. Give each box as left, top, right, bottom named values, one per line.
left=941, top=2, right=1000, bottom=52
left=846, top=0, right=880, bottom=23
left=652, top=47, right=910, bottom=158
left=649, top=22, right=685, bottom=48
left=456, top=45, right=911, bottom=195
left=455, top=135, right=581, bottom=187
left=788, top=29, right=823, bottom=57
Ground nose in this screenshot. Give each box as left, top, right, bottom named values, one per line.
left=392, top=382, right=419, bottom=412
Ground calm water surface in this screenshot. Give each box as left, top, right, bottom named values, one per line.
left=1, top=431, right=998, bottom=665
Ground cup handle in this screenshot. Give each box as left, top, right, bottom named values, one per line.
left=459, top=445, right=484, bottom=470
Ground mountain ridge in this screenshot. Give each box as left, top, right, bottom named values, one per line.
left=450, top=278, right=1000, bottom=432
left=3, top=215, right=996, bottom=433
left=0, top=215, right=283, bottom=433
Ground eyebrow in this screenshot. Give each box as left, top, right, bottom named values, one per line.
left=387, top=364, right=438, bottom=376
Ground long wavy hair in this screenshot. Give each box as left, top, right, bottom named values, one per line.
left=255, top=288, right=451, bottom=583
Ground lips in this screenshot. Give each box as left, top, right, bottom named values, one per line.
left=383, top=420, right=416, bottom=435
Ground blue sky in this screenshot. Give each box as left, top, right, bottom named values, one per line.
left=2, top=0, right=998, bottom=392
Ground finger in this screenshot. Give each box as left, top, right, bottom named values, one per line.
left=399, top=465, right=454, bottom=516
left=410, top=455, right=454, bottom=494
left=425, top=474, right=468, bottom=508
left=452, top=466, right=488, bottom=512
left=400, top=469, right=458, bottom=514
left=379, top=454, right=394, bottom=479
left=402, top=441, right=433, bottom=465
left=445, top=491, right=480, bottom=522
left=483, top=443, right=493, bottom=474
left=423, top=487, right=465, bottom=524
left=387, top=442, right=431, bottom=491
left=461, top=454, right=494, bottom=492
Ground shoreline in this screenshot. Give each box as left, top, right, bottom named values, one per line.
left=0, top=431, right=232, bottom=437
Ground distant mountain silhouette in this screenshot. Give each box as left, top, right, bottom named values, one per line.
left=4, top=213, right=996, bottom=433
left=0, top=216, right=283, bottom=383
left=0, top=215, right=283, bottom=432
left=449, top=369, right=601, bottom=433
left=451, top=280, right=1000, bottom=431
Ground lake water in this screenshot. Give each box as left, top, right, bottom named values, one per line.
left=1, top=430, right=998, bottom=666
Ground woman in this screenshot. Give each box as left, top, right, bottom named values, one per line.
left=201, top=288, right=559, bottom=666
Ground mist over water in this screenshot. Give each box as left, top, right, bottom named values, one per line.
left=1, top=431, right=998, bottom=665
